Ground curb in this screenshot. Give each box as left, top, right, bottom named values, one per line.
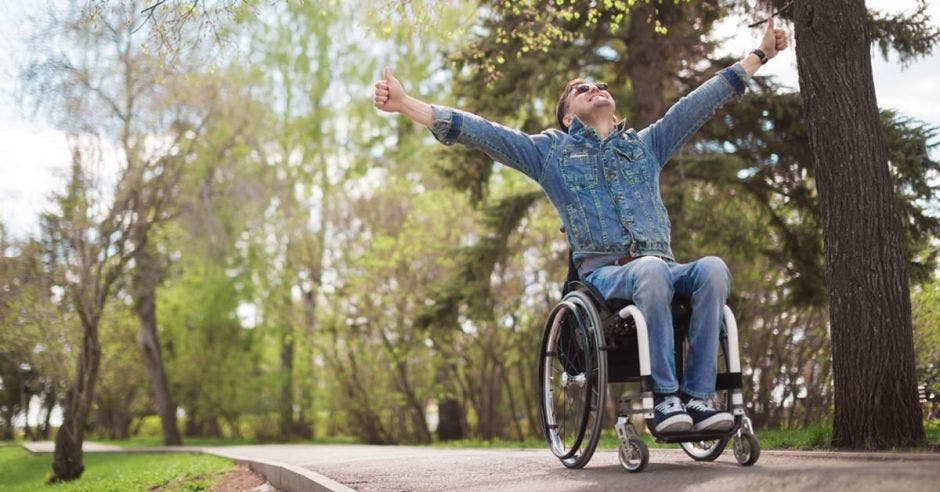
left=632, top=447, right=940, bottom=462
left=759, top=449, right=940, bottom=462
left=203, top=449, right=355, bottom=492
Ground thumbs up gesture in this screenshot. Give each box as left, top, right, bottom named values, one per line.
left=759, top=17, right=788, bottom=59
left=374, top=66, right=407, bottom=113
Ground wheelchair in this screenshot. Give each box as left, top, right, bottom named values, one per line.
left=537, top=252, right=760, bottom=473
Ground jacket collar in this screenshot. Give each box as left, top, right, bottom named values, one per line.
left=567, top=116, right=627, bottom=140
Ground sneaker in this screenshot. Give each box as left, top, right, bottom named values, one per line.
left=683, top=395, right=733, bottom=432
left=652, top=394, right=693, bottom=433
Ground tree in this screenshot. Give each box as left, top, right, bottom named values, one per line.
left=793, top=0, right=926, bottom=448
left=20, top=1, right=244, bottom=477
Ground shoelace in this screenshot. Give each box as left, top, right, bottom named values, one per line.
left=655, top=396, right=683, bottom=414
left=685, top=399, right=714, bottom=412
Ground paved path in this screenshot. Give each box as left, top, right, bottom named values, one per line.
left=207, top=444, right=940, bottom=491
left=22, top=442, right=940, bottom=491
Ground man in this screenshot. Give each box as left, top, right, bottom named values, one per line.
left=375, top=19, right=788, bottom=434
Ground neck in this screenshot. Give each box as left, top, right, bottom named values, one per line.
left=578, top=114, right=615, bottom=140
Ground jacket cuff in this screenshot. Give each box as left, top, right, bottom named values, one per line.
left=718, top=63, right=749, bottom=96
left=430, top=105, right=463, bottom=145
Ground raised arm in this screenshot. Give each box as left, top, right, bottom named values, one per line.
left=639, top=17, right=788, bottom=168
left=374, top=67, right=552, bottom=182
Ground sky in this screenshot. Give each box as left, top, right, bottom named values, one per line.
left=1, top=0, right=939, bottom=240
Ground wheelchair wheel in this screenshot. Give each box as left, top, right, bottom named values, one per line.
left=680, top=438, right=728, bottom=461
left=734, top=432, right=760, bottom=466
left=618, top=437, right=649, bottom=473
left=538, top=290, right=607, bottom=469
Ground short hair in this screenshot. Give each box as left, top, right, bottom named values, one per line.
left=555, top=78, right=587, bottom=133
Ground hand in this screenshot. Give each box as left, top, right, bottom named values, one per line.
left=759, top=17, right=788, bottom=59
left=374, top=66, right=407, bottom=113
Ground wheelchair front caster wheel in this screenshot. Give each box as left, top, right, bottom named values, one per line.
left=733, top=432, right=760, bottom=466
left=618, top=437, right=649, bottom=473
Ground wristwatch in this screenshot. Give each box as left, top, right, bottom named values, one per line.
left=751, top=48, right=769, bottom=64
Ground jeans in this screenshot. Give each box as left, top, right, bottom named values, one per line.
left=584, top=256, right=731, bottom=398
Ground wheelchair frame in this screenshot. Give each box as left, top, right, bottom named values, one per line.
left=537, top=257, right=760, bottom=473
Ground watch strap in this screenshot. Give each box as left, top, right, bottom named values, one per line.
left=751, top=48, right=769, bottom=64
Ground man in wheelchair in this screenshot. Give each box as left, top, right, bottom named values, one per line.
left=374, top=13, right=786, bottom=446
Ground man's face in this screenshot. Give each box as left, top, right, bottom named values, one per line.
left=564, top=82, right=615, bottom=127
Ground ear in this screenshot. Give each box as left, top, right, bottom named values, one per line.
left=563, top=114, right=573, bottom=127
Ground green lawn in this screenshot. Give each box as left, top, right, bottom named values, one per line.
left=0, top=445, right=233, bottom=492
left=94, top=434, right=359, bottom=448
left=430, top=422, right=940, bottom=451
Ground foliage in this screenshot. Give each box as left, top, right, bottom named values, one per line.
left=868, top=0, right=940, bottom=65
left=3, top=0, right=938, bottom=453
left=912, top=278, right=940, bottom=382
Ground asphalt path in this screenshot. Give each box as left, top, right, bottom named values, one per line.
left=208, top=444, right=940, bottom=491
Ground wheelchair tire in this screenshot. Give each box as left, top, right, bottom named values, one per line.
left=618, top=437, right=649, bottom=473
left=734, top=432, right=760, bottom=466
left=680, top=438, right=729, bottom=461
left=538, top=289, right=607, bottom=469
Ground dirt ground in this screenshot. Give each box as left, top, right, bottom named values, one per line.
left=211, top=464, right=277, bottom=492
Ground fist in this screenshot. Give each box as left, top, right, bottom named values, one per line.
left=374, top=66, right=407, bottom=113
left=760, top=17, right=788, bottom=59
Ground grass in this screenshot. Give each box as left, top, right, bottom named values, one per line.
left=0, top=446, right=234, bottom=492
left=53, top=420, right=940, bottom=457
left=95, top=435, right=261, bottom=448
left=94, top=434, right=360, bottom=449
left=427, top=422, right=940, bottom=451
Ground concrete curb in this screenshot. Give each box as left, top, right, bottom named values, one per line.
left=20, top=442, right=352, bottom=492
left=204, top=449, right=354, bottom=492
left=759, top=449, right=940, bottom=462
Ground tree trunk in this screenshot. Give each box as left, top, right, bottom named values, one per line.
left=132, top=247, right=182, bottom=446
left=51, top=319, right=101, bottom=481
left=279, top=325, right=296, bottom=440
left=624, top=1, right=670, bottom=127
left=435, top=364, right=464, bottom=441
left=40, top=389, right=55, bottom=439
left=1, top=413, right=13, bottom=440
left=794, top=0, right=925, bottom=448
left=19, top=377, right=32, bottom=440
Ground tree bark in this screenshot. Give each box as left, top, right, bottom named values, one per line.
left=624, top=1, right=670, bottom=127
left=51, top=318, right=101, bottom=481
left=794, top=0, right=925, bottom=448
left=132, top=247, right=183, bottom=446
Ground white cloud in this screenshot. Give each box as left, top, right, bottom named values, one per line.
left=0, top=124, right=70, bottom=238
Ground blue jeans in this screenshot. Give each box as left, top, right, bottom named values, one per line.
left=584, top=256, right=731, bottom=398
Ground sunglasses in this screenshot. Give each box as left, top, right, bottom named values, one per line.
left=573, top=82, right=609, bottom=95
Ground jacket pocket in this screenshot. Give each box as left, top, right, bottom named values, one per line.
left=560, top=148, right=598, bottom=190
left=615, top=146, right=650, bottom=186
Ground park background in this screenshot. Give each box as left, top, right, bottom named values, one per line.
left=0, top=0, right=939, bottom=485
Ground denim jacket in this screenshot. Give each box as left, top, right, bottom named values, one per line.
left=429, top=63, right=749, bottom=277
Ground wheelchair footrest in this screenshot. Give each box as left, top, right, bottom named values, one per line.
left=649, top=417, right=742, bottom=443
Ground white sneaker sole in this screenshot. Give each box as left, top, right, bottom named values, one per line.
left=655, top=414, right=693, bottom=433
left=692, top=413, right=734, bottom=432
